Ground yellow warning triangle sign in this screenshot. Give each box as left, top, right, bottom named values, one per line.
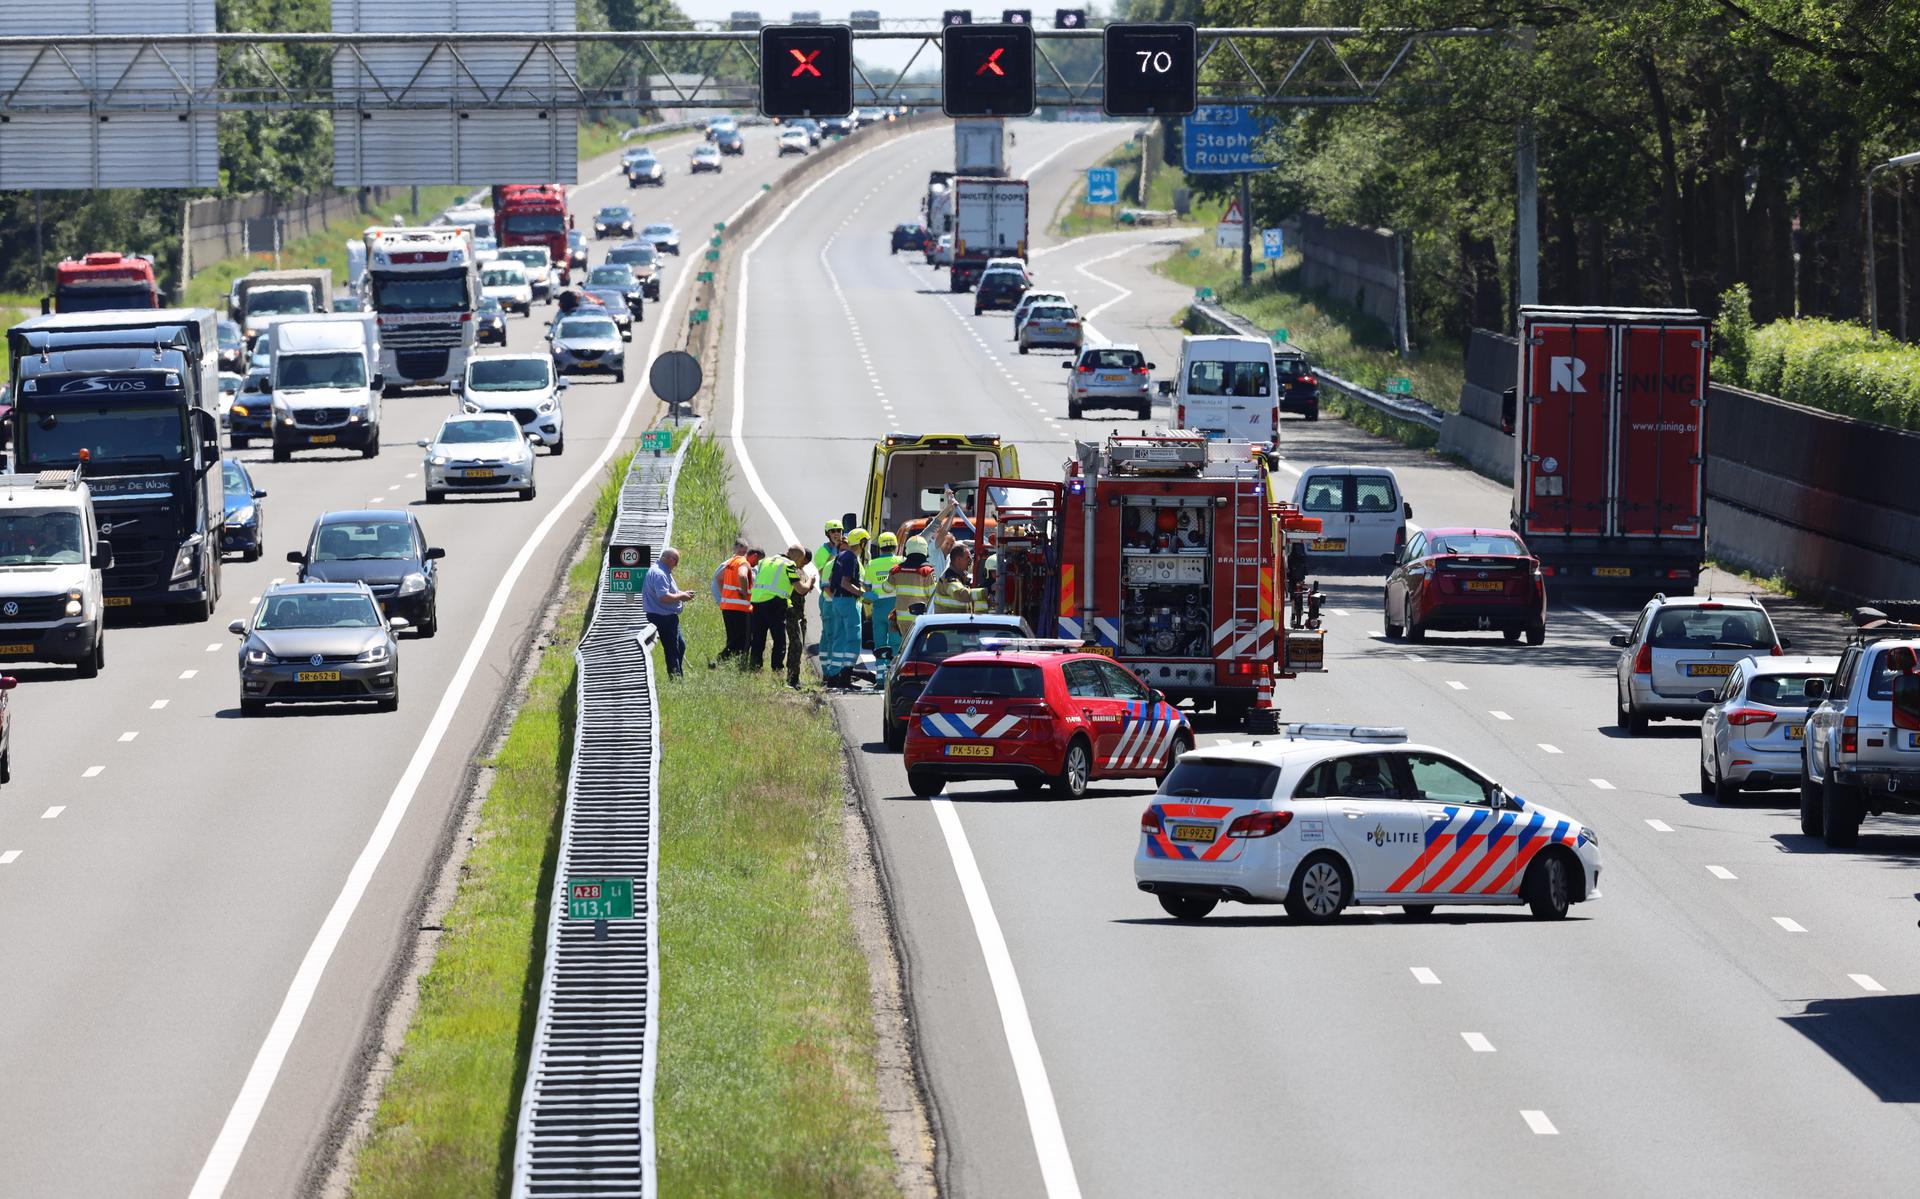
left=1220, top=197, right=1244, bottom=225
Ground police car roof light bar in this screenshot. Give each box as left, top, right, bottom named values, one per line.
left=977, top=637, right=1093, bottom=653
left=1285, top=723, right=1408, bottom=742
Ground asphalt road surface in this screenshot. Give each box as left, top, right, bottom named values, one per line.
left=0, top=123, right=834, bottom=1196
left=721, top=120, right=1920, bottom=1197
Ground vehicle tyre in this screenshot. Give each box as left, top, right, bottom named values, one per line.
left=1714, top=771, right=1741, bottom=804
left=241, top=698, right=267, bottom=716
left=242, top=541, right=261, bottom=564
left=1400, top=904, right=1435, bottom=920
left=1053, top=738, right=1092, bottom=799
left=1245, top=706, right=1282, bottom=734
left=426, top=489, right=445, bottom=504
left=1156, top=733, right=1192, bottom=786
left=1524, top=851, right=1573, bottom=920
left=1015, top=777, right=1047, bottom=795
left=0, top=748, right=9, bottom=784
left=1018, top=344, right=1029, bottom=354
left=549, top=436, right=565, bottom=457
left=908, top=771, right=945, bottom=797
left=1699, top=758, right=1715, bottom=796
left=231, top=434, right=249, bottom=449
left=1822, top=777, right=1862, bottom=848
left=272, top=442, right=290, bottom=463
left=1799, top=763, right=1824, bottom=837
left=882, top=718, right=906, bottom=752
left=419, top=601, right=438, bottom=639
left=362, top=430, right=380, bottom=459
left=1615, top=689, right=1646, bottom=736
left=1306, top=406, right=1320, bottom=422
left=1503, top=626, right=1522, bottom=643
left=1525, top=622, right=1547, bottom=646
left=1157, top=893, right=1216, bottom=921
left=1283, top=852, right=1350, bottom=923
left=1068, top=401, right=1083, bottom=420
left=1404, top=601, right=1425, bottom=642
left=615, top=370, right=626, bottom=383
left=376, top=694, right=399, bottom=713
left=1383, top=596, right=1403, bottom=640
left=76, top=635, right=103, bottom=680
left=1136, top=405, right=1152, bottom=421
left=519, top=483, right=537, bottom=502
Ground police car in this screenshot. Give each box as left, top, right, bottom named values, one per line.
left=1134, top=725, right=1601, bottom=923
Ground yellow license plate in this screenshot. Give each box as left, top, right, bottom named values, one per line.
left=1687, top=663, right=1733, bottom=677
left=296, top=670, right=341, bottom=682
left=0, top=643, right=33, bottom=654
left=103, top=596, right=132, bottom=607
left=1078, top=643, right=1113, bottom=657
left=946, top=744, right=994, bottom=758
left=1464, top=580, right=1504, bottom=592
left=1594, top=566, right=1632, bottom=577
left=578, top=358, right=600, bottom=366
left=309, top=433, right=336, bottom=444
left=465, top=469, right=496, bottom=479
left=1170, top=824, right=1216, bottom=843
left=1310, top=538, right=1346, bottom=551
left=1787, top=724, right=1805, bottom=740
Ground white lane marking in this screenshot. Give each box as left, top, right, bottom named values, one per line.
left=931, top=799, right=1082, bottom=1198
left=404, top=472, right=417, bottom=479
left=387, top=483, right=401, bottom=491
left=118, top=731, right=138, bottom=743
left=1646, top=819, right=1673, bottom=832
left=247, top=596, right=259, bottom=605
left=180, top=669, right=198, bottom=680
left=206, top=643, right=221, bottom=652
left=1521, top=1110, right=1559, bottom=1135
left=1774, top=916, right=1807, bottom=933
left=1706, top=865, right=1737, bottom=880
left=1851, top=974, right=1887, bottom=992
left=1268, top=458, right=1303, bottom=478
left=151, top=699, right=169, bottom=710
left=1461, top=1032, right=1495, bottom=1053
left=732, top=135, right=1081, bottom=1199
left=1489, top=710, right=1513, bottom=721
left=1411, top=967, right=1441, bottom=985
left=1538, top=743, right=1562, bottom=754
left=1072, top=241, right=1147, bottom=342
left=1401, top=653, right=1424, bottom=663
left=187, top=163, right=775, bottom=1199
left=0, top=850, right=19, bottom=865
left=1018, top=126, right=1125, bottom=184
left=1445, top=680, right=1466, bottom=690
left=1589, top=778, right=1614, bottom=790
left=1325, top=607, right=1348, bottom=617
left=42, top=806, right=64, bottom=820
left=82, top=766, right=103, bottom=779
left=1572, top=604, right=1630, bottom=633
left=368, top=497, right=385, bottom=504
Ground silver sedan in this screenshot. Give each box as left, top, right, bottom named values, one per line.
left=418, top=412, right=540, bottom=503
left=548, top=313, right=627, bottom=382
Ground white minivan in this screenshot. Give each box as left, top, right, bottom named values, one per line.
left=1291, top=465, right=1411, bottom=568
left=1170, top=335, right=1278, bottom=448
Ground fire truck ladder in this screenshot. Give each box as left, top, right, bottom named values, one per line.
left=1224, top=463, right=1270, bottom=659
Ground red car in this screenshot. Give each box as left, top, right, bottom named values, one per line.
left=905, top=643, right=1192, bottom=799
left=1382, top=526, right=1547, bottom=645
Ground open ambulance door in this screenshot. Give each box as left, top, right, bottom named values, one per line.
left=973, top=477, right=1063, bottom=635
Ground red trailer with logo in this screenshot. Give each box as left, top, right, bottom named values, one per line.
left=49, top=252, right=160, bottom=313
left=973, top=430, right=1326, bottom=731
left=491, top=184, right=573, bottom=285
left=1510, top=305, right=1711, bottom=596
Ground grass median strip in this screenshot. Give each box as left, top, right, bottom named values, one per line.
left=350, top=434, right=895, bottom=1198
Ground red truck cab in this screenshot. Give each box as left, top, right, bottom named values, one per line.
left=491, top=184, right=573, bottom=285
left=50, top=252, right=160, bottom=313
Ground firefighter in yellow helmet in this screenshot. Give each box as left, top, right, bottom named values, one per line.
left=888, top=534, right=937, bottom=646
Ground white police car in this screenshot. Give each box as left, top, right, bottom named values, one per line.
left=1134, top=725, right=1601, bottom=923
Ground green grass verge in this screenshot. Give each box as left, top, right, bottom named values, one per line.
left=350, top=432, right=895, bottom=1198
left=651, top=434, right=896, bottom=1197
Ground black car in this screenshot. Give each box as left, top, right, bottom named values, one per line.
left=289, top=510, right=446, bottom=637
left=891, top=222, right=929, bottom=254
left=973, top=270, right=1029, bottom=314
left=1277, top=351, right=1320, bottom=421
left=217, top=319, right=246, bottom=374
left=605, top=244, right=663, bottom=300
left=594, top=206, right=635, bottom=239
left=221, top=458, right=267, bottom=562
left=566, top=229, right=590, bottom=271
left=716, top=129, right=745, bottom=156
left=583, top=285, right=635, bottom=338
left=475, top=296, right=508, bottom=346
left=585, top=264, right=645, bottom=320
left=821, top=115, right=854, bottom=136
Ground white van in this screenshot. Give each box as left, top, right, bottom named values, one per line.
left=1171, top=335, right=1278, bottom=447
left=1291, top=465, right=1412, bottom=568
left=265, top=313, right=383, bottom=461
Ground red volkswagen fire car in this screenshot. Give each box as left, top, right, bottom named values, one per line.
left=1382, top=527, right=1548, bottom=645
left=904, top=641, right=1192, bottom=799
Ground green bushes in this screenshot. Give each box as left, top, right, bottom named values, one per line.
left=1743, top=317, right=1920, bottom=431
left=1713, top=283, right=1754, bottom=387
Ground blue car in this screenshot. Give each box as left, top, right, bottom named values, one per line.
left=222, top=458, right=267, bottom=562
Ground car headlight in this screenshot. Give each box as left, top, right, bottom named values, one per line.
left=246, top=647, right=272, bottom=665
left=431, top=454, right=449, bottom=466
left=538, top=399, right=555, bottom=413
left=1579, top=826, right=1598, bottom=847
left=357, top=643, right=390, bottom=664
left=228, top=504, right=255, bottom=525
left=171, top=534, right=203, bottom=581
left=232, top=403, right=251, bottom=417
left=397, top=573, right=427, bottom=597
left=64, top=587, right=84, bottom=617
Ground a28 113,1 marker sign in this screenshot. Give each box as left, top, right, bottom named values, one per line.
left=568, top=877, right=635, bottom=920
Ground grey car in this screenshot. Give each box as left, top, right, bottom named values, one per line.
left=548, top=313, right=626, bottom=382
left=881, top=613, right=1032, bottom=751
left=1064, top=344, right=1155, bottom=419
left=1611, top=595, right=1784, bottom=733
left=582, top=285, right=634, bottom=338
left=1699, top=653, right=1838, bottom=801
left=419, top=412, right=540, bottom=503
left=232, top=582, right=406, bottom=714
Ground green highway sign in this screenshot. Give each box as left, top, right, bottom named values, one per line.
left=697, top=271, right=714, bottom=283
left=713, top=221, right=727, bottom=231
left=1194, top=288, right=1214, bottom=302
left=1271, top=328, right=1290, bottom=343
left=690, top=308, right=709, bottom=324
left=567, top=877, right=634, bottom=920
left=608, top=566, right=643, bottom=593
left=710, top=236, right=722, bottom=248
left=1187, top=248, right=1201, bottom=258
left=1253, top=261, right=1268, bottom=271
left=705, top=250, right=721, bottom=262
left=1385, top=377, right=1413, bottom=395
left=640, top=429, right=672, bottom=451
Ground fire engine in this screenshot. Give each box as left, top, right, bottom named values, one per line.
left=361, top=226, right=478, bottom=391
left=491, top=184, right=573, bottom=286
left=48, top=252, right=160, bottom=313
left=973, top=430, right=1327, bottom=730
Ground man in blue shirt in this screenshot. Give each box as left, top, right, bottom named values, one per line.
left=642, top=546, right=695, bottom=678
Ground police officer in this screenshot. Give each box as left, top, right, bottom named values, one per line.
left=863, top=531, right=902, bottom=680
left=888, top=535, right=937, bottom=648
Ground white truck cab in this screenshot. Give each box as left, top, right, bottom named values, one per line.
left=0, top=470, right=111, bottom=676
left=264, top=314, right=383, bottom=461
left=1171, top=335, right=1279, bottom=449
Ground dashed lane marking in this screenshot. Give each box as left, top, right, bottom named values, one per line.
left=1521, top=1111, right=1558, bottom=1135
left=151, top=699, right=168, bottom=710
left=1646, top=819, right=1673, bottom=832
left=1445, top=680, right=1466, bottom=690
left=206, top=644, right=222, bottom=652
left=42, top=806, right=64, bottom=820
left=118, top=731, right=138, bottom=743
left=1411, top=967, right=1441, bottom=985
left=1461, top=1033, right=1495, bottom=1053
left=0, top=851, right=19, bottom=866
left=1489, top=710, right=1513, bottom=721
left=1773, top=916, right=1806, bottom=933
left=1571, top=604, right=1630, bottom=633
left=1538, top=743, right=1562, bottom=754
left=1706, top=865, right=1736, bottom=880
left=1590, top=778, right=1614, bottom=790
left=1851, top=974, right=1886, bottom=992
left=82, top=766, right=103, bottom=779
left=180, top=670, right=198, bottom=680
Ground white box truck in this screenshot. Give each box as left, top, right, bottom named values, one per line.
left=263, top=313, right=383, bottom=461
left=950, top=176, right=1028, bottom=292
left=954, top=120, right=1007, bottom=177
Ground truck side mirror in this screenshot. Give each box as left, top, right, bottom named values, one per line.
left=1695, top=689, right=1718, bottom=704
left=1157, top=380, right=1173, bottom=396
left=1501, top=386, right=1517, bottom=436
left=425, top=547, right=446, bottom=561
left=258, top=379, right=272, bottom=394
left=372, top=374, right=385, bottom=390
left=93, top=541, right=114, bottom=571
left=228, top=619, right=247, bottom=636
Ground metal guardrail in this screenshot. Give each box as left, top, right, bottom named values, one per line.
left=512, top=426, right=698, bottom=1199
left=1188, top=299, right=1446, bottom=432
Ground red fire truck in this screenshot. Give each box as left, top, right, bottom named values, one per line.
left=49, top=252, right=160, bottom=312
left=490, top=184, right=573, bottom=285
left=974, top=431, right=1327, bottom=730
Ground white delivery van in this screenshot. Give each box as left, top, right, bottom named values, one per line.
left=1291, top=465, right=1412, bottom=568
left=0, top=470, right=110, bottom=676
left=1172, top=335, right=1279, bottom=447
left=265, top=313, right=383, bottom=461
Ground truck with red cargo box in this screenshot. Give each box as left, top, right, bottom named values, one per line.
left=1506, top=305, right=1711, bottom=596
left=48, top=252, right=159, bottom=313
left=490, top=184, right=573, bottom=285
left=973, top=430, right=1327, bottom=731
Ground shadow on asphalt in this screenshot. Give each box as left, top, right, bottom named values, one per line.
left=1112, top=911, right=1595, bottom=929
left=884, top=785, right=1148, bottom=804
left=213, top=701, right=392, bottom=719
left=1595, top=722, right=1701, bottom=740
left=1783, top=992, right=1920, bottom=1102
left=1770, top=824, right=1920, bottom=858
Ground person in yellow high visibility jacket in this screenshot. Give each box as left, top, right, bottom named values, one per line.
left=863, top=530, right=902, bottom=680
left=888, top=535, right=937, bottom=645
left=931, top=541, right=987, bottom=614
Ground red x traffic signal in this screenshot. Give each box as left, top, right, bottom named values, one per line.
left=760, top=24, right=853, bottom=117
left=942, top=23, right=1035, bottom=117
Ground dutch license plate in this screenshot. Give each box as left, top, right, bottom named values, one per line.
left=103, top=596, right=132, bottom=607
left=1907, top=732, right=1920, bottom=750
left=946, top=743, right=993, bottom=758
left=1098, top=373, right=1125, bottom=383
left=465, top=468, right=496, bottom=479
left=296, top=670, right=340, bottom=682
left=1687, top=663, right=1733, bottom=677
left=309, top=433, right=337, bottom=444
left=1594, top=566, right=1632, bottom=578
left=1787, top=724, right=1805, bottom=740
left=1170, top=824, right=1216, bottom=843
left=578, top=358, right=600, bottom=367
left=1464, top=580, right=1504, bottom=592
left=1079, top=643, right=1113, bottom=657
left=1310, top=538, right=1346, bottom=552
left=0, top=643, right=33, bottom=654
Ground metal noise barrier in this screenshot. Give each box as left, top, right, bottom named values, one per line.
left=513, top=422, right=699, bottom=1198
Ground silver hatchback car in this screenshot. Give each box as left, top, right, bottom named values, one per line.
left=231, top=582, right=406, bottom=714
left=1612, top=594, right=1786, bottom=734
left=1699, top=654, right=1838, bottom=801
left=1064, top=344, right=1155, bottom=420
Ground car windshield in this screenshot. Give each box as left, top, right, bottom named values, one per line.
left=478, top=298, right=503, bottom=314
left=1081, top=349, right=1143, bottom=369
left=278, top=352, right=366, bottom=391
left=1031, top=307, right=1074, bottom=321
left=218, top=322, right=243, bottom=349
left=588, top=267, right=633, bottom=286
left=222, top=460, right=248, bottom=494
left=482, top=267, right=526, bottom=288
left=369, top=268, right=468, bottom=312
left=906, top=624, right=1027, bottom=664
left=1649, top=607, right=1773, bottom=650
left=257, top=592, right=382, bottom=629
left=499, top=249, right=549, bottom=270
left=695, top=147, right=718, bottom=157
left=598, top=209, right=629, bottom=221
left=1160, top=759, right=1282, bottom=800
left=247, top=290, right=313, bottom=316
left=610, top=247, right=656, bottom=267
left=558, top=318, right=617, bottom=340
left=1428, top=533, right=1525, bottom=556
left=1187, top=359, right=1270, bottom=397
left=468, top=358, right=551, bottom=392
left=1751, top=673, right=1827, bottom=705
left=312, top=520, right=417, bottom=561
left=1276, top=356, right=1310, bottom=380
left=0, top=511, right=86, bottom=566
left=503, top=213, right=565, bottom=236
left=923, top=662, right=1045, bottom=699
left=441, top=418, right=521, bottom=444
left=643, top=226, right=675, bottom=238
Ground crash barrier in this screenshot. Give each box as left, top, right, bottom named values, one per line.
left=1456, top=328, right=1920, bottom=606
left=1184, top=300, right=1446, bottom=432
left=512, top=424, right=698, bottom=1199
